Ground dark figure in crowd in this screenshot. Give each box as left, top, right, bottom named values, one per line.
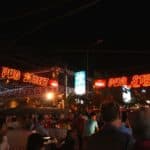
left=60, top=129, right=78, bottom=150
left=26, top=133, right=44, bottom=150
left=85, top=101, right=133, bottom=150
left=130, top=108, right=150, bottom=150
left=119, top=111, right=132, bottom=136
left=35, top=115, right=49, bottom=136
left=0, top=117, right=9, bottom=150
left=72, top=112, right=86, bottom=150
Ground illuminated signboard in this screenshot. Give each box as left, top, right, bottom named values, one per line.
left=95, top=73, right=150, bottom=88
left=122, top=85, right=132, bottom=103
left=1, top=67, right=21, bottom=80
left=0, top=66, right=50, bottom=87
left=74, top=71, right=86, bottom=95
left=108, top=77, right=128, bottom=87
left=130, top=74, right=150, bottom=88
left=94, top=79, right=106, bottom=88
left=23, top=73, right=49, bottom=87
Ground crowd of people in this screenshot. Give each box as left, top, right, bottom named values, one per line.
left=0, top=101, right=150, bottom=150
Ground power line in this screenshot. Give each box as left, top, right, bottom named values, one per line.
left=8, top=0, right=101, bottom=50
left=0, top=7, right=50, bottom=23
left=88, top=49, right=150, bottom=54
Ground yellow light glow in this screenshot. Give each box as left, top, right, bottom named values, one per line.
left=46, top=92, right=55, bottom=100
left=9, top=100, right=18, bottom=108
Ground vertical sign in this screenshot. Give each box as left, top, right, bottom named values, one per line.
left=74, top=71, right=86, bottom=95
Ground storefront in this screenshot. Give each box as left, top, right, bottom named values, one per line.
left=93, top=73, right=150, bottom=106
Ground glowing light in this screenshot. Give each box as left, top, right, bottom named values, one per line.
left=9, top=100, right=18, bottom=108
left=130, top=75, right=140, bottom=88
left=94, top=80, right=106, bottom=88
left=46, top=92, right=55, bottom=100
left=96, top=73, right=150, bottom=89
left=108, top=77, right=128, bottom=87
left=1, top=67, right=21, bottom=80
left=23, top=73, right=49, bottom=87
left=146, top=100, right=150, bottom=104
left=141, top=89, right=146, bottom=93
left=122, top=85, right=132, bottom=103
left=80, top=100, right=84, bottom=104
left=74, top=71, right=86, bottom=95
left=49, top=80, right=58, bottom=87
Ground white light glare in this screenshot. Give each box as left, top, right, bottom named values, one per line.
left=146, top=100, right=150, bottom=104
left=141, top=89, right=146, bottom=93
left=80, top=100, right=84, bottom=104
left=122, top=85, right=132, bottom=103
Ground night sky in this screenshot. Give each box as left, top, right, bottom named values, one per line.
left=0, top=1, right=150, bottom=77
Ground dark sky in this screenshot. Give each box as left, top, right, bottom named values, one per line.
left=0, top=1, right=150, bottom=77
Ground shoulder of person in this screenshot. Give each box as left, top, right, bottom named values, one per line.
left=0, top=136, right=9, bottom=150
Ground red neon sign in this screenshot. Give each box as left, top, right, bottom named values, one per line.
left=94, top=80, right=106, bottom=88
left=108, top=77, right=128, bottom=87
left=1, top=67, right=21, bottom=80
left=141, top=74, right=150, bottom=87
left=0, top=66, right=54, bottom=87
left=95, top=73, right=150, bottom=88
left=49, top=80, right=58, bottom=87
left=130, top=75, right=140, bottom=88
left=130, top=74, right=150, bottom=88
left=23, top=73, right=49, bottom=87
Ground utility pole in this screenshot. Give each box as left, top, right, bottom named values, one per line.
left=64, top=66, right=68, bottom=100
left=86, top=50, right=89, bottom=94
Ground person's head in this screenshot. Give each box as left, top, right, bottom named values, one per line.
left=129, top=108, right=150, bottom=140
left=90, top=112, right=97, bottom=120
left=100, top=102, right=120, bottom=125
left=26, top=133, right=44, bottom=150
